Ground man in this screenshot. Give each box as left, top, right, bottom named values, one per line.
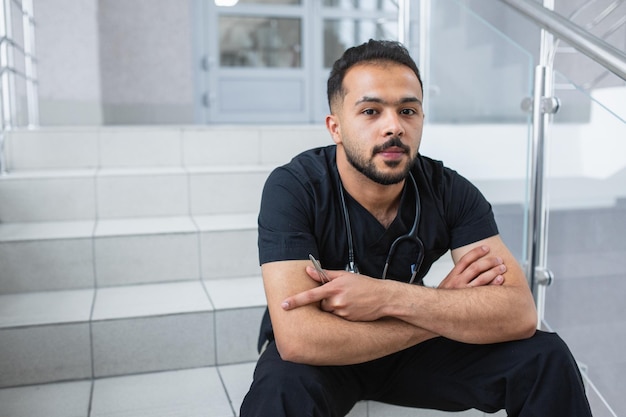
left=240, top=40, right=592, bottom=416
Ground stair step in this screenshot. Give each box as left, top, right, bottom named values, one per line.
left=0, top=257, right=458, bottom=390
left=4, top=125, right=330, bottom=171
left=0, top=165, right=272, bottom=222
left=0, top=277, right=266, bottom=388
left=0, top=214, right=259, bottom=293
left=0, top=363, right=501, bottom=416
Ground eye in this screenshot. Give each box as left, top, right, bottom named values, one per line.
left=400, top=108, right=417, bottom=115
left=362, top=108, right=378, bottom=115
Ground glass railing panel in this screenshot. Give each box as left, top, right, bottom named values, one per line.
left=419, top=0, right=534, bottom=266
left=551, top=0, right=626, bottom=61
left=543, top=68, right=625, bottom=417
left=426, top=0, right=535, bottom=124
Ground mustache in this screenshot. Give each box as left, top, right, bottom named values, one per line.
left=372, top=137, right=410, bottom=154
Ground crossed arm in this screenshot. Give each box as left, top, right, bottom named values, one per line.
left=263, top=234, right=537, bottom=366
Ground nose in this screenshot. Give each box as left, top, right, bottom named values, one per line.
left=383, top=111, right=404, bottom=137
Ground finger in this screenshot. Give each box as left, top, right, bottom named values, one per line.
left=489, top=275, right=505, bottom=286
left=305, top=265, right=325, bottom=283
left=454, top=245, right=490, bottom=272
left=281, top=286, right=329, bottom=310
left=461, top=256, right=503, bottom=282
left=467, top=263, right=507, bottom=287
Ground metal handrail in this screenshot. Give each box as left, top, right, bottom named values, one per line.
left=500, top=0, right=626, bottom=81
left=496, top=0, right=626, bottom=339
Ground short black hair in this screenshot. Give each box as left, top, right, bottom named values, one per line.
left=327, top=39, right=423, bottom=112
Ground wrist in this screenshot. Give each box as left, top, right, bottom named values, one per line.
left=380, top=279, right=415, bottom=319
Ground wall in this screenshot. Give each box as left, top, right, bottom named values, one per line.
left=33, top=0, right=196, bottom=126
left=35, top=0, right=103, bottom=125
left=98, top=0, right=195, bottom=124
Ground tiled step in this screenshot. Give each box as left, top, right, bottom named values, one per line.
left=3, top=125, right=330, bottom=172
left=0, top=166, right=272, bottom=222
left=0, top=214, right=259, bottom=294
left=0, top=364, right=502, bottom=417
left=0, top=277, right=266, bottom=388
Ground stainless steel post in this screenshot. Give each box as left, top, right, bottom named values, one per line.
left=398, top=0, right=410, bottom=48
left=23, top=0, right=38, bottom=127
left=418, top=0, right=431, bottom=120
left=525, top=0, right=558, bottom=328
left=0, top=0, right=11, bottom=174
left=0, top=0, right=14, bottom=129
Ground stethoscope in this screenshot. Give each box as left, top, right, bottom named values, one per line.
left=337, top=171, right=425, bottom=284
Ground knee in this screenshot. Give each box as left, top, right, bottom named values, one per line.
left=535, top=331, right=578, bottom=366
left=520, top=331, right=583, bottom=382
left=241, top=347, right=334, bottom=416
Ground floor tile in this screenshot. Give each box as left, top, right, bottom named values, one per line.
left=346, top=401, right=368, bottom=417
left=90, top=367, right=233, bottom=417
left=182, top=127, right=261, bottom=167
left=0, top=380, right=91, bottom=417
left=193, top=213, right=257, bottom=232
left=94, top=216, right=197, bottom=237
left=99, top=128, right=182, bottom=167
left=0, top=289, right=94, bottom=328
left=0, top=324, right=92, bottom=387
left=0, top=238, right=96, bottom=293
left=368, top=403, right=483, bottom=417
left=7, top=128, right=98, bottom=170
left=0, top=175, right=97, bottom=222
left=188, top=170, right=268, bottom=215
left=0, top=221, right=95, bottom=242
left=92, top=313, right=215, bottom=377
left=92, top=281, right=212, bottom=320
left=96, top=170, right=189, bottom=218
left=215, top=307, right=265, bottom=364
left=200, top=229, right=260, bottom=279
left=258, top=125, right=328, bottom=166
left=203, top=277, right=265, bottom=310
left=94, top=232, right=200, bottom=286
left=219, top=362, right=256, bottom=415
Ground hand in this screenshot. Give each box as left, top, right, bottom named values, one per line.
left=438, top=245, right=506, bottom=289
left=281, top=267, right=387, bottom=322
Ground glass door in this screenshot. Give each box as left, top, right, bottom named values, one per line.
left=314, top=0, right=400, bottom=122
left=195, top=0, right=400, bottom=124
left=202, top=0, right=308, bottom=123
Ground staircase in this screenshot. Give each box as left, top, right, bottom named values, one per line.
left=0, top=125, right=293, bottom=415
left=0, top=125, right=509, bottom=416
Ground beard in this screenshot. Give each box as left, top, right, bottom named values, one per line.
left=344, top=136, right=416, bottom=185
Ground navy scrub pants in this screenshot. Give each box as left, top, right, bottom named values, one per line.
left=240, top=331, right=592, bottom=417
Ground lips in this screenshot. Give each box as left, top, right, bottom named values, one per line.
left=377, top=146, right=407, bottom=158
left=373, top=137, right=410, bottom=156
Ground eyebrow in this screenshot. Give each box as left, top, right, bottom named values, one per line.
left=355, top=96, right=423, bottom=106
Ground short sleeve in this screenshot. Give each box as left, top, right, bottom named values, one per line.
left=257, top=167, right=318, bottom=265
left=443, top=169, right=499, bottom=249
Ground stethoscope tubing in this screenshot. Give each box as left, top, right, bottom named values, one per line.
left=338, top=170, right=424, bottom=283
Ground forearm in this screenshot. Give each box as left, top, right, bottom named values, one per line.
left=383, top=281, right=537, bottom=344
left=272, top=307, right=436, bottom=365
left=264, top=260, right=437, bottom=365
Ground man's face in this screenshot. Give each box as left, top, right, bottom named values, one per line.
left=328, top=62, right=424, bottom=185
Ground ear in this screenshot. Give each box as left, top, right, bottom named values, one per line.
left=325, top=114, right=342, bottom=145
